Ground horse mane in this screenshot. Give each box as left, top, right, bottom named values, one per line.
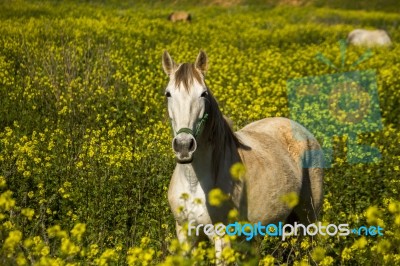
left=205, top=89, right=242, bottom=183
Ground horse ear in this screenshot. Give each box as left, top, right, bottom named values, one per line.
left=195, top=50, right=208, bottom=74
left=162, top=51, right=176, bottom=76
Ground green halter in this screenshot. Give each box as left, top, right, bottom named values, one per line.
left=176, top=113, right=209, bottom=138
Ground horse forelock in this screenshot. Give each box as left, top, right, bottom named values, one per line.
left=173, top=63, right=203, bottom=91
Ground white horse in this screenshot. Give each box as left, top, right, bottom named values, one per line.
left=163, top=50, right=324, bottom=264
left=347, top=29, right=392, bottom=47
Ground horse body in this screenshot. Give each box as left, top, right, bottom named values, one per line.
left=162, top=50, right=323, bottom=262
left=168, top=117, right=322, bottom=225
left=168, top=11, right=192, bottom=22
left=236, top=117, right=323, bottom=224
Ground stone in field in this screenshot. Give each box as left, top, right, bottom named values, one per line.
left=347, top=29, right=392, bottom=47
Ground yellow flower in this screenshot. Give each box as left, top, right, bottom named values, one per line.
left=311, top=246, right=325, bottom=262
left=38, top=256, right=63, bottom=265
left=0, top=190, right=16, bottom=211
left=141, top=236, right=151, bottom=247
left=280, top=192, right=299, bottom=208
left=3, top=220, right=14, bottom=230
left=180, top=193, right=189, bottom=200
left=260, top=255, right=275, bottom=266
left=71, top=223, right=86, bottom=241
left=88, top=244, right=99, bottom=259
left=21, top=208, right=35, bottom=220
left=47, top=225, right=68, bottom=239
left=47, top=225, right=61, bottom=238
left=376, top=239, right=391, bottom=254
left=320, top=256, right=334, bottom=266
left=221, top=246, right=238, bottom=263
left=16, top=252, right=27, bottom=266
left=228, top=209, right=239, bottom=221
left=388, top=201, right=400, bottom=213
left=4, top=230, right=22, bottom=252
left=293, top=261, right=310, bottom=266
left=192, top=241, right=207, bottom=261
left=96, top=249, right=118, bottom=265
left=61, top=237, right=80, bottom=256
left=23, top=238, right=34, bottom=249
left=351, top=236, right=368, bottom=249
left=41, top=246, right=50, bottom=256
left=300, top=239, right=310, bottom=250
left=27, top=191, right=34, bottom=198
left=177, top=206, right=184, bottom=214
left=193, top=198, right=202, bottom=205
left=229, top=162, right=246, bottom=180
left=0, top=176, right=6, bottom=188
left=365, top=205, right=381, bottom=225
left=168, top=239, right=180, bottom=253
left=208, top=188, right=228, bottom=207
left=23, top=171, right=31, bottom=177
left=342, top=245, right=352, bottom=260
left=395, top=214, right=400, bottom=226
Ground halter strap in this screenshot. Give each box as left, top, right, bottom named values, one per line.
left=176, top=127, right=194, bottom=136
left=176, top=113, right=209, bottom=138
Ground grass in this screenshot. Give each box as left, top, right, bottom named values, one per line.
left=0, top=0, right=399, bottom=265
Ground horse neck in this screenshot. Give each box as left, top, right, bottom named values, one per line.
left=173, top=112, right=243, bottom=215
left=175, top=96, right=241, bottom=190
left=198, top=108, right=241, bottom=186
left=174, top=138, right=213, bottom=194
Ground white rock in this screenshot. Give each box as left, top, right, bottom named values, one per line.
left=347, top=29, right=392, bottom=47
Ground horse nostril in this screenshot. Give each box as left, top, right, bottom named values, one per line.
left=189, top=138, right=195, bottom=152
left=172, top=136, right=197, bottom=155
left=172, top=138, right=179, bottom=152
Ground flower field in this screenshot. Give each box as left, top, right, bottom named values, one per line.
left=0, top=0, right=399, bottom=265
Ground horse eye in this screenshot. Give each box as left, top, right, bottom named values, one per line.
left=165, top=91, right=171, bottom=97
left=200, top=91, right=208, bottom=98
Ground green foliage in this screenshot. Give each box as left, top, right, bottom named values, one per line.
left=0, top=1, right=399, bottom=265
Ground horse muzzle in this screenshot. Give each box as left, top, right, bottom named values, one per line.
left=172, top=133, right=197, bottom=163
